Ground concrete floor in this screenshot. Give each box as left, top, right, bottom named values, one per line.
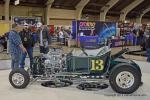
left=0, top=60, right=150, bottom=100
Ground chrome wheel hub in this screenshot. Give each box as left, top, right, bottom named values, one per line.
left=116, top=71, right=134, bottom=89
left=12, top=73, right=25, bottom=86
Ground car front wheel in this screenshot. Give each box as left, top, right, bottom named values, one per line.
left=9, top=68, right=30, bottom=89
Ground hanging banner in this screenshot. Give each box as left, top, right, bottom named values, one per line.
left=77, top=21, right=99, bottom=36
left=12, top=16, right=42, bottom=26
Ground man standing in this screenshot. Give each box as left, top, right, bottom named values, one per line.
left=8, top=24, right=27, bottom=70
left=38, top=25, right=50, bottom=54
left=58, top=27, right=64, bottom=45
left=146, top=34, right=150, bottom=62
left=19, top=26, right=34, bottom=69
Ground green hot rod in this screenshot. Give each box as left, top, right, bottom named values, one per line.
left=9, top=45, right=142, bottom=94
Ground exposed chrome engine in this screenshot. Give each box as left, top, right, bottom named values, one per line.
left=37, top=47, right=67, bottom=77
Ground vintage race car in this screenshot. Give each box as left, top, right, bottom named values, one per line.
left=9, top=45, right=142, bottom=94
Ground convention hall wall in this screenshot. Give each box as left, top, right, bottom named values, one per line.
left=142, top=18, right=150, bottom=24
left=48, top=8, right=76, bottom=25
left=0, top=5, right=45, bottom=21
left=10, top=5, right=44, bottom=17
left=0, top=5, right=4, bottom=17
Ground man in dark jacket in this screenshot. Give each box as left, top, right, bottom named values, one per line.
left=19, top=26, right=34, bottom=68
left=138, top=30, right=146, bottom=50
left=146, top=35, right=150, bottom=62
left=37, top=25, right=50, bottom=54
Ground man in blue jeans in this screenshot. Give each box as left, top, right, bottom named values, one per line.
left=19, top=26, right=35, bottom=68
left=147, top=48, right=150, bottom=62
left=146, top=35, right=150, bottom=62
left=8, top=24, right=27, bottom=69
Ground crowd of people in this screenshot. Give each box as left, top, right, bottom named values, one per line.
left=124, top=29, right=150, bottom=62
left=8, top=23, right=51, bottom=70
left=137, top=30, right=150, bottom=62
left=4, top=23, right=150, bottom=70
left=8, top=23, right=72, bottom=70
left=137, top=30, right=150, bottom=60
left=54, top=26, right=71, bottom=45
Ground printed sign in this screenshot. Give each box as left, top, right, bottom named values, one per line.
left=13, top=16, right=42, bottom=26
left=79, top=21, right=96, bottom=30
left=91, top=59, right=104, bottom=71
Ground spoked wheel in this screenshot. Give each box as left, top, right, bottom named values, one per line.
left=9, top=68, right=30, bottom=89
left=109, top=63, right=141, bottom=94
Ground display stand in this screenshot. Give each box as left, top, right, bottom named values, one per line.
left=77, top=36, right=99, bottom=49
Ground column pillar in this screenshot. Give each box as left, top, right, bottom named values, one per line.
left=4, top=0, right=10, bottom=21
left=120, top=0, right=144, bottom=21
left=100, top=0, right=119, bottom=21
left=136, top=7, right=150, bottom=24
left=75, top=0, right=89, bottom=20
left=45, top=0, right=54, bottom=25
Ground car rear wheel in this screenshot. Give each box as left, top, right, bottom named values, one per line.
left=109, top=63, right=141, bottom=94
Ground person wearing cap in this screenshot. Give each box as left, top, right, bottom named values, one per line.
left=8, top=24, right=27, bottom=70
left=19, top=24, right=34, bottom=69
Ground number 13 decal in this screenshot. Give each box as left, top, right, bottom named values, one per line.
left=91, top=60, right=104, bottom=71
